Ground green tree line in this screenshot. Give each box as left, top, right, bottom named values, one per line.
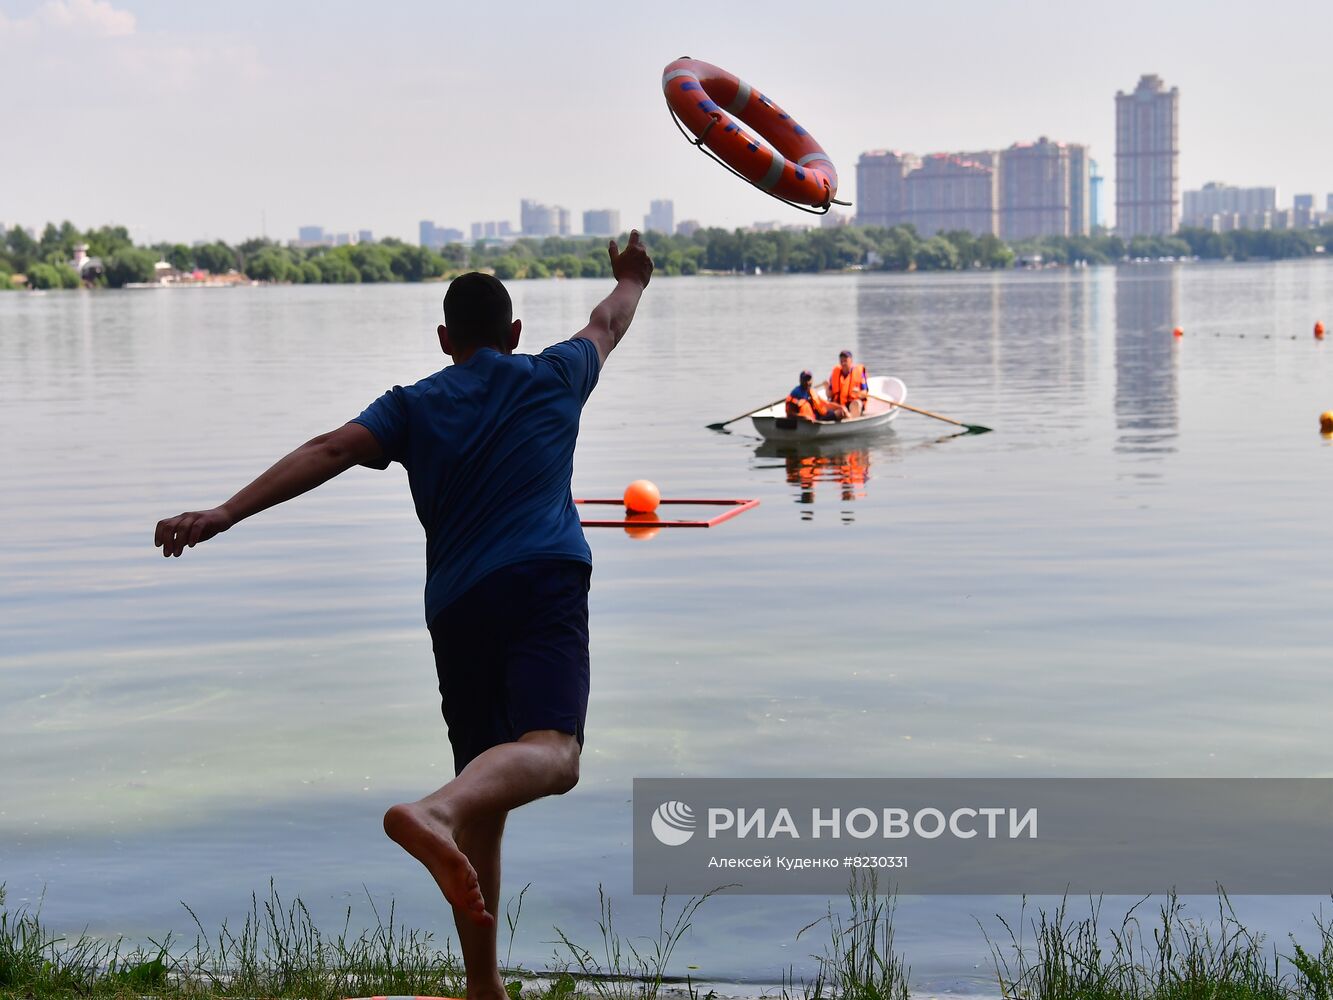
left=6, top=219, right=1333, bottom=292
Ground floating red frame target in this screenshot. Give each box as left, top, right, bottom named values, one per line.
left=576, top=498, right=760, bottom=528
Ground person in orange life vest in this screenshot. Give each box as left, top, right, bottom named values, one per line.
left=828, top=350, right=868, bottom=417
left=785, top=370, right=846, bottom=422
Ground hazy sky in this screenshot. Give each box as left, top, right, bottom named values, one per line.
left=4, top=0, right=1331, bottom=244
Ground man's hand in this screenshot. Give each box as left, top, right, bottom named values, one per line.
left=155, top=506, right=234, bottom=557
left=152, top=423, right=382, bottom=560
left=576, top=233, right=653, bottom=365
left=609, top=229, right=653, bottom=288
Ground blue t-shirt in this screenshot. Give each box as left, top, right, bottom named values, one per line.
left=352, top=338, right=600, bottom=625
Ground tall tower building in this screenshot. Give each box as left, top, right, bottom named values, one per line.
left=644, top=199, right=674, bottom=234
left=1089, top=160, right=1104, bottom=230
left=1115, top=74, right=1180, bottom=238
left=1068, top=145, right=1090, bottom=237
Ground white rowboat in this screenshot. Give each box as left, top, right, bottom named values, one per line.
left=750, top=376, right=907, bottom=442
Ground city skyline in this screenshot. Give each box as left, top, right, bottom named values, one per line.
left=5, top=0, right=1332, bottom=244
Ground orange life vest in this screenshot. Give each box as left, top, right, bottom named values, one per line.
left=786, top=386, right=830, bottom=421
left=829, top=363, right=868, bottom=407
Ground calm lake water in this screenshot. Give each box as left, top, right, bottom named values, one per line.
left=3, top=263, right=1333, bottom=995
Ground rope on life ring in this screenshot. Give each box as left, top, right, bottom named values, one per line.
left=662, top=57, right=850, bottom=216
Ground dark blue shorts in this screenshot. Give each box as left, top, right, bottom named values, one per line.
left=428, top=559, right=591, bottom=775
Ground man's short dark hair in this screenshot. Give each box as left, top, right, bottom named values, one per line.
left=444, top=272, right=513, bottom=350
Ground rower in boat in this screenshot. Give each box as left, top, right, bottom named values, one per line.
left=786, top=370, right=846, bottom=423
left=828, top=350, right=869, bottom=418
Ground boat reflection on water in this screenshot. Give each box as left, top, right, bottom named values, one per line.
left=755, top=440, right=874, bottom=523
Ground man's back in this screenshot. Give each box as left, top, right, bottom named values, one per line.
left=353, top=337, right=600, bottom=624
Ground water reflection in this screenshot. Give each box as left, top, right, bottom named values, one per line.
left=1114, top=266, right=1179, bottom=459
left=854, top=272, right=1095, bottom=402
left=7, top=268, right=1333, bottom=992
left=753, top=441, right=871, bottom=522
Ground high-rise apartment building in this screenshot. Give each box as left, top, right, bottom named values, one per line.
left=999, top=138, right=1090, bottom=240
left=644, top=199, right=674, bottom=234
left=420, top=220, right=464, bottom=248
left=903, top=153, right=998, bottom=237
left=1181, top=183, right=1277, bottom=229
left=582, top=209, right=621, bottom=236
left=520, top=199, right=570, bottom=237
left=855, top=151, right=920, bottom=228
left=857, top=142, right=1088, bottom=238
left=1001, top=139, right=1068, bottom=240
left=1115, top=74, right=1180, bottom=238
left=471, top=221, right=515, bottom=240
left=1293, top=194, right=1315, bottom=228
left=1068, top=145, right=1090, bottom=237
left=675, top=219, right=701, bottom=237
left=298, top=225, right=325, bottom=243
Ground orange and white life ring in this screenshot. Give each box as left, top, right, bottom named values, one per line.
left=661, top=57, right=838, bottom=209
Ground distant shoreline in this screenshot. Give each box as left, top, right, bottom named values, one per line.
left=6, top=220, right=1330, bottom=292
left=9, top=253, right=1332, bottom=296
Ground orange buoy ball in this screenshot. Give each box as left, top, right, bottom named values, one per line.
left=1316, top=321, right=1326, bottom=340
left=1321, top=411, right=1333, bottom=434
left=623, top=511, right=661, bottom=541
left=1172, top=326, right=1184, bottom=338
left=623, top=479, right=660, bottom=514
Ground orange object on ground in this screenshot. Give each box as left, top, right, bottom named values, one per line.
left=577, top=498, right=760, bottom=528
left=1321, top=411, right=1333, bottom=433
left=1316, top=321, right=1325, bottom=339
left=623, top=479, right=661, bottom=513
left=1172, top=327, right=1184, bottom=338
left=829, top=363, right=868, bottom=408
left=662, top=57, right=838, bottom=209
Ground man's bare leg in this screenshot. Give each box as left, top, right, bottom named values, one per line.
left=452, top=811, right=508, bottom=1000
left=383, top=730, right=580, bottom=927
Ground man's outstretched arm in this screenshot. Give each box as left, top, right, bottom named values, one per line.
left=153, top=422, right=383, bottom=557
left=575, top=229, right=653, bottom=365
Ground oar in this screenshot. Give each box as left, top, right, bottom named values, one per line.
left=871, top=394, right=992, bottom=434
left=708, top=382, right=827, bottom=431
left=707, top=396, right=789, bottom=431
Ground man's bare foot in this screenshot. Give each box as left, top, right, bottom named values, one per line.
left=383, top=801, right=493, bottom=927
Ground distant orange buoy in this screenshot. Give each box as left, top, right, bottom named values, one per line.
left=1316, top=321, right=1326, bottom=340
left=1172, top=326, right=1184, bottom=338
left=623, top=479, right=661, bottom=514
left=1321, top=411, right=1333, bottom=434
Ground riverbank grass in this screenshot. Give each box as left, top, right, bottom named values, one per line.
left=4, top=881, right=1333, bottom=1000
